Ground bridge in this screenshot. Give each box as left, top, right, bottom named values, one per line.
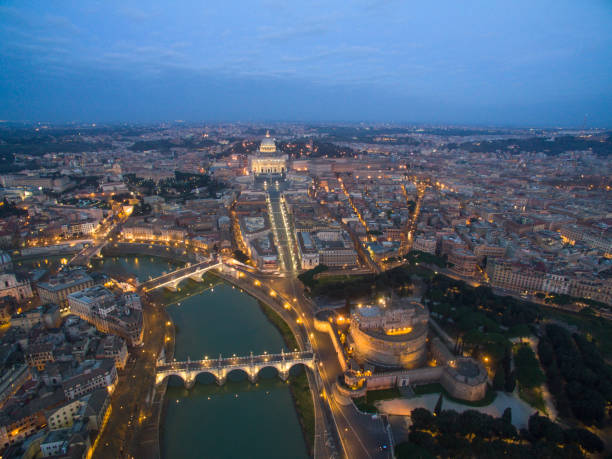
left=59, top=240, right=108, bottom=271
left=155, top=350, right=315, bottom=388
left=139, top=258, right=222, bottom=292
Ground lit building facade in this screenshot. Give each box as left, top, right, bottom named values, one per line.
left=249, top=132, right=287, bottom=176
left=349, top=300, right=429, bottom=368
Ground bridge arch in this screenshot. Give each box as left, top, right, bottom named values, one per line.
left=225, top=367, right=252, bottom=381
left=155, top=351, right=315, bottom=388
left=155, top=372, right=187, bottom=387
left=256, top=365, right=281, bottom=378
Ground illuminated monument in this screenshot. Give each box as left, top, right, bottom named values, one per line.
left=349, top=299, right=429, bottom=368
left=249, top=131, right=287, bottom=177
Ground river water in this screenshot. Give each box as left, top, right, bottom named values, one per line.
left=94, top=256, right=308, bottom=459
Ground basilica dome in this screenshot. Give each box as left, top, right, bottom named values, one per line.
left=259, top=131, right=277, bottom=153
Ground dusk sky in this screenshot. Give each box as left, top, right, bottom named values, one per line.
left=1, top=0, right=611, bottom=126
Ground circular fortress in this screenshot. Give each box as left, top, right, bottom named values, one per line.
left=349, top=299, right=429, bottom=368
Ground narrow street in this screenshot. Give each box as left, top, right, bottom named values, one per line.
left=93, top=299, right=170, bottom=459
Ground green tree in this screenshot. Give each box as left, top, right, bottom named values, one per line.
left=505, top=370, right=516, bottom=392
left=502, top=407, right=512, bottom=425
left=434, top=393, right=443, bottom=416
left=514, top=345, right=545, bottom=389
left=493, top=366, right=506, bottom=391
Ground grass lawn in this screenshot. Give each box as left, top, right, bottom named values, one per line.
left=354, top=388, right=402, bottom=413
left=413, top=383, right=497, bottom=407
left=518, top=385, right=547, bottom=413
left=289, top=371, right=315, bottom=453
left=257, top=301, right=299, bottom=351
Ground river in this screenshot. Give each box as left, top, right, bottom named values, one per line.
left=95, top=255, right=308, bottom=459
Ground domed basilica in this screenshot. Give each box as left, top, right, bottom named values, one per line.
left=249, top=131, right=287, bottom=177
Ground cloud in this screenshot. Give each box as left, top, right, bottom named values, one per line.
left=257, top=24, right=329, bottom=42
left=117, top=6, right=154, bottom=20
left=43, top=14, right=83, bottom=35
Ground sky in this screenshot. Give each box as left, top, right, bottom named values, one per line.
left=1, top=0, right=611, bottom=127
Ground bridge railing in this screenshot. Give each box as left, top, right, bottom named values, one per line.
left=139, top=259, right=220, bottom=289
left=157, top=351, right=314, bottom=372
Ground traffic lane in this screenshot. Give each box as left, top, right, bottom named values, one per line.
left=268, top=277, right=392, bottom=458
left=309, top=319, right=391, bottom=458
left=318, top=360, right=391, bottom=459
left=337, top=402, right=392, bottom=458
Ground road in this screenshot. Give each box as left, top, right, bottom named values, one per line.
left=262, top=181, right=392, bottom=458
left=93, top=297, right=170, bottom=459
left=267, top=187, right=299, bottom=273
left=272, top=275, right=393, bottom=459
left=62, top=211, right=129, bottom=270
left=139, top=257, right=219, bottom=291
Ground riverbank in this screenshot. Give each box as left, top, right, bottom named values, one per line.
left=257, top=300, right=315, bottom=454
left=257, top=301, right=299, bottom=351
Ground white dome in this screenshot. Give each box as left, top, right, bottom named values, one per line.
left=259, top=131, right=277, bottom=153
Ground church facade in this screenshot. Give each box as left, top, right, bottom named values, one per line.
left=249, top=131, right=287, bottom=176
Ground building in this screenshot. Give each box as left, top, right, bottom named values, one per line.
left=0, top=390, right=64, bottom=449
left=249, top=132, right=288, bottom=177
left=412, top=235, right=437, bottom=254
left=11, top=304, right=61, bottom=331
left=62, top=359, right=117, bottom=400
left=246, top=233, right=279, bottom=272
left=296, top=232, right=320, bottom=269
left=95, top=335, right=128, bottom=370
left=39, top=423, right=91, bottom=458
left=308, top=230, right=358, bottom=268
left=0, top=273, right=33, bottom=302
left=25, top=343, right=55, bottom=370
left=569, top=276, right=612, bottom=305
left=46, top=388, right=110, bottom=432
left=37, top=270, right=95, bottom=314
left=0, top=251, right=13, bottom=272
left=68, top=286, right=144, bottom=346
left=447, top=248, right=478, bottom=277
left=473, top=243, right=506, bottom=260
left=46, top=399, right=83, bottom=431
left=349, top=299, right=429, bottom=368
left=486, top=259, right=544, bottom=294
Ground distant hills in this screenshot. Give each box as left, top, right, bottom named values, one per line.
left=446, top=132, right=612, bottom=156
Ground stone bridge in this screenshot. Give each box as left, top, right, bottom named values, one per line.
left=60, top=240, right=108, bottom=271
left=139, top=257, right=222, bottom=291
left=155, top=350, right=315, bottom=388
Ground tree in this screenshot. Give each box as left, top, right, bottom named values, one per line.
left=434, top=393, right=443, bottom=416
left=564, top=428, right=604, bottom=453
left=395, top=442, right=434, bottom=459
left=502, top=407, right=512, bottom=425
left=537, top=338, right=554, bottom=367
left=410, top=408, right=435, bottom=431
left=528, top=413, right=563, bottom=443
left=505, top=370, right=516, bottom=393
left=233, top=250, right=249, bottom=263
left=514, top=345, right=545, bottom=389
left=493, top=366, right=506, bottom=391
